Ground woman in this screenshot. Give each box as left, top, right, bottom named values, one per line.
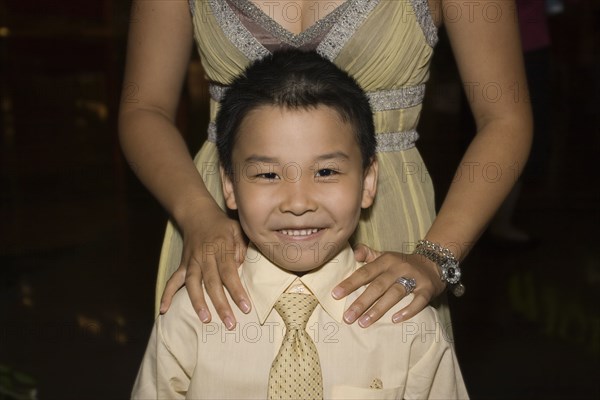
left=119, top=0, right=532, bottom=330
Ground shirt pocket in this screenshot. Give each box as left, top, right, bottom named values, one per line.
left=330, top=385, right=404, bottom=399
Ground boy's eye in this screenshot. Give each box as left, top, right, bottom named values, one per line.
left=256, top=172, right=280, bottom=180
left=315, top=169, right=338, bottom=177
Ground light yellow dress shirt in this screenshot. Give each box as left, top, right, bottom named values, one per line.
left=132, top=244, right=469, bottom=399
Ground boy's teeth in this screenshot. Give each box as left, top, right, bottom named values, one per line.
left=280, top=228, right=320, bottom=236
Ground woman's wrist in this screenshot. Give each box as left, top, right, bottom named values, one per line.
left=172, top=193, right=223, bottom=231
left=414, top=240, right=465, bottom=297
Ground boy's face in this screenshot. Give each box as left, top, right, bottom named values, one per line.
left=222, top=105, right=377, bottom=273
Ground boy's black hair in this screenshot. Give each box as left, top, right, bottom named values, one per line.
left=216, top=50, right=375, bottom=176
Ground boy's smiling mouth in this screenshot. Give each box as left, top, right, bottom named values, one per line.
left=278, top=228, right=323, bottom=237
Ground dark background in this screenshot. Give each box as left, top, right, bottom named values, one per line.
left=1, top=1, right=598, bottom=398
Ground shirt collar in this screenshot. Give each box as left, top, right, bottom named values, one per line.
left=241, top=243, right=357, bottom=324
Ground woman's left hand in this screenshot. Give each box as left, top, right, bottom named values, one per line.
left=332, top=244, right=447, bottom=327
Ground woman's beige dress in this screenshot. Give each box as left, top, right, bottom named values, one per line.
left=156, top=0, right=450, bottom=331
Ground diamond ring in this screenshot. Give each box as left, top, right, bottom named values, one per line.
left=395, top=277, right=416, bottom=295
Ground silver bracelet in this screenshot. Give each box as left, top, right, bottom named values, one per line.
left=414, top=240, right=465, bottom=297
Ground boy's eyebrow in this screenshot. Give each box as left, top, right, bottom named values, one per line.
left=244, top=155, right=280, bottom=164
left=244, top=152, right=350, bottom=164
left=313, top=152, right=350, bottom=162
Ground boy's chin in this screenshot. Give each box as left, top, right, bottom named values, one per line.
left=271, top=256, right=331, bottom=274
left=270, top=247, right=345, bottom=274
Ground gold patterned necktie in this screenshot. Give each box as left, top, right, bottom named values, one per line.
left=268, top=293, right=323, bottom=400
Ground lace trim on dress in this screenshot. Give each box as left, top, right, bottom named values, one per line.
left=207, top=121, right=419, bottom=152
left=207, top=122, right=218, bottom=143
left=409, top=0, right=438, bottom=47
left=376, top=130, right=419, bottom=152
left=367, top=85, right=425, bottom=111
left=208, top=0, right=270, bottom=61
left=210, top=83, right=425, bottom=112
left=209, top=84, right=227, bottom=102
left=188, top=0, right=195, bottom=15
left=317, top=0, right=380, bottom=61
left=229, top=0, right=349, bottom=48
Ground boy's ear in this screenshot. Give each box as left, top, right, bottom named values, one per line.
left=220, top=166, right=238, bottom=210
left=361, top=156, right=378, bottom=209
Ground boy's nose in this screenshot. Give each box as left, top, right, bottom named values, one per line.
left=278, top=178, right=318, bottom=216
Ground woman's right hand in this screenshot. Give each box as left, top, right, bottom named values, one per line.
left=160, top=206, right=250, bottom=330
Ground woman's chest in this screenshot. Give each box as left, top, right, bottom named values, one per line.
left=248, top=0, right=346, bottom=34
left=247, top=0, right=441, bottom=33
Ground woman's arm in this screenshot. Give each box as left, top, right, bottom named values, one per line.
left=334, top=0, right=532, bottom=326
left=430, top=0, right=533, bottom=252
left=119, top=1, right=249, bottom=327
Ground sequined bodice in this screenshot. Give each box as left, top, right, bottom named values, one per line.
left=224, top=0, right=349, bottom=52
left=189, top=0, right=438, bottom=151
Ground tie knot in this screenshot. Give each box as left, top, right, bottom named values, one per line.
left=274, top=293, right=318, bottom=330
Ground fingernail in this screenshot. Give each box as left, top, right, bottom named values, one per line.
left=198, top=309, right=210, bottom=323
left=392, top=312, right=408, bottom=323
left=358, top=314, right=371, bottom=328
left=239, top=300, right=251, bottom=314
left=343, top=309, right=358, bottom=324
left=223, top=316, right=235, bottom=330
left=332, top=287, right=344, bottom=299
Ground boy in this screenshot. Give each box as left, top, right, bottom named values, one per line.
left=132, top=50, right=467, bottom=399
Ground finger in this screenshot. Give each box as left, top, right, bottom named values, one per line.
left=160, top=267, right=186, bottom=314
left=220, top=248, right=251, bottom=314
left=356, top=283, right=407, bottom=328
left=219, top=226, right=251, bottom=313
left=200, top=255, right=237, bottom=330
left=185, top=266, right=212, bottom=323
left=332, top=260, right=385, bottom=300
left=341, top=271, right=397, bottom=324
left=391, top=292, right=431, bottom=323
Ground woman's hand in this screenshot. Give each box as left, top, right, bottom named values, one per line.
left=160, top=208, right=250, bottom=330
left=332, top=244, right=446, bottom=327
